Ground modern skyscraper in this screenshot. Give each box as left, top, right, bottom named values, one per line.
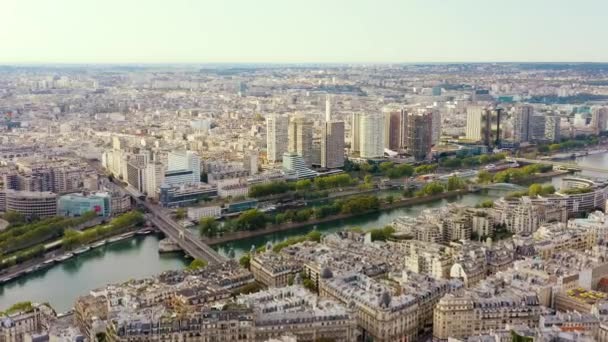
left=144, top=162, right=164, bottom=198
left=592, top=107, right=608, bottom=134
left=322, top=121, right=345, bottom=169
left=351, top=113, right=363, bottom=154
left=529, top=115, right=547, bottom=141
left=325, top=94, right=332, bottom=122
left=359, top=113, right=385, bottom=159
left=384, top=109, right=406, bottom=151
left=513, top=105, right=533, bottom=143
left=465, top=106, right=484, bottom=141
left=288, top=117, right=313, bottom=167
left=406, top=112, right=433, bottom=161
left=430, top=108, right=441, bottom=146
left=321, top=97, right=345, bottom=169
left=467, top=106, right=501, bottom=148
left=266, top=114, right=289, bottom=163
left=545, top=116, right=561, bottom=142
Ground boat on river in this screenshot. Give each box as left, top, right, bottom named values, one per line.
left=73, top=246, right=91, bottom=255
left=107, top=232, right=135, bottom=244
left=55, top=253, right=74, bottom=262
left=91, top=240, right=107, bottom=249
left=136, top=229, right=153, bottom=236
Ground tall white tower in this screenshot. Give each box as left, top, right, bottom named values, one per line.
left=266, top=114, right=289, bottom=163
left=359, top=113, right=385, bottom=159
left=466, top=106, right=484, bottom=141
left=325, top=94, right=332, bottom=122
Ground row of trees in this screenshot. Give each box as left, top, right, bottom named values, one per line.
left=379, top=162, right=414, bottom=179
left=0, top=245, right=46, bottom=271
left=477, top=164, right=553, bottom=184
left=249, top=174, right=357, bottom=198
left=538, top=135, right=600, bottom=153
left=203, top=195, right=384, bottom=238
left=0, top=211, right=143, bottom=271
left=62, top=211, right=144, bottom=249
left=415, top=181, right=446, bottom=197
left=249, top=181, right=295, bottom=198
left=0, top=211, right=98, bottom=255
left=505, top=184, right=556, bottom=199
left=439, top=152, right=507, bottom=169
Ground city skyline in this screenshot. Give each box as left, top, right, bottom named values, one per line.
left=3, top=0, right=608, bottom=64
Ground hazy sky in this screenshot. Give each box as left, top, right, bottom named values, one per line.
left=2, top=0, right=607, bottom=64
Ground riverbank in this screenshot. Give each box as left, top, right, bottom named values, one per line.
left=204, top=189, right=469, bottom=245
left=0, top=227, right=154, bottom=285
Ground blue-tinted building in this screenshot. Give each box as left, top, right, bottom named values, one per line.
left=57, top=192, right=111, bottom=217
left=159, top=184, right=217, bottom=208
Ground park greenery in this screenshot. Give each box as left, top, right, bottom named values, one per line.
left=476, top=200, right=495, bottom=208
left=62, top=211, right=144, bottom=249
left=0, top=211, right=143, bottom=271
left=414, top=164, right=438, bottom=175
left=477, top=164, right=553, bottom=184
left=213, top=195, right=383, bottom=239
left=199, top=217, right=219, bottom=238
left=0, top=211, right=98, bottom=255
left=249, top=174, right=356, bottom=198
left=492, top=164, right=553, bottom=183
left=537, top=135, right=600, bottom=153
left=415, top=181, right=445, bottom=197
left=271, top=230, right=322, bottom=253
left=505, top=183, right=556, bottom=199
left=560, top=187, right=594, bottom=195
left=379, top=162, right=415, bottom=179
left=1, top=301, right=34, bottom=316
left=249, top=180, right=295, bottom=198
left=439, top=152, right=507, bottom=169
left=446, top=176, right=467, bottom=191
left=1, top=211, right=25, bottom=225
left=174, top=208, right=187, bottom=220
left=186, top=259, right=208, bottom=271
left=239, top=253, right=251, bottom=269
left=369, top=226, right=396, bottom=241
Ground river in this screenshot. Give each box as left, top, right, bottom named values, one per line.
left=0, top=154, right=603, bottom=312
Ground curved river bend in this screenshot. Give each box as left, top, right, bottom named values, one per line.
left=0, top=153, right=603, bottom=311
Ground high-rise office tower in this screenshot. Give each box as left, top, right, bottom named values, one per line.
left=351, top=113, right=363, bottom=154
left=167, top=150, right=201, bottom=184
left=406, top=112, right=433, bottom=161
left=325, top=94, right=332, bottom=122
left=358, top=113, right=385, bottom=159
left=266, top=114, right=289, bottom=163
left=288, top=117, right=313, bottom=167
left=384, top=109, right=406, bottom=151
left=144, top=162, right=164, bottom=198
left=243, top=150, right=259, bottom=175
left=467, top=106, right=501, bottom=147
left=321, top=96, right=345, bottom=169
left=465, top=106, right=484, bottom=141
left=529, top=115, right=546, bottom=141
left=592, top=107, right=608, bottom=134
left=322, top=121, right=345, bottom=169
left=544, top=116, right=561, bottom=142
left=429, top=108, right=441, bottom=146
left=513, top=105, right=533, bottom=143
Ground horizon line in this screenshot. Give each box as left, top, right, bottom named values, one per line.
left=2, top=60, right=608, bottom=67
